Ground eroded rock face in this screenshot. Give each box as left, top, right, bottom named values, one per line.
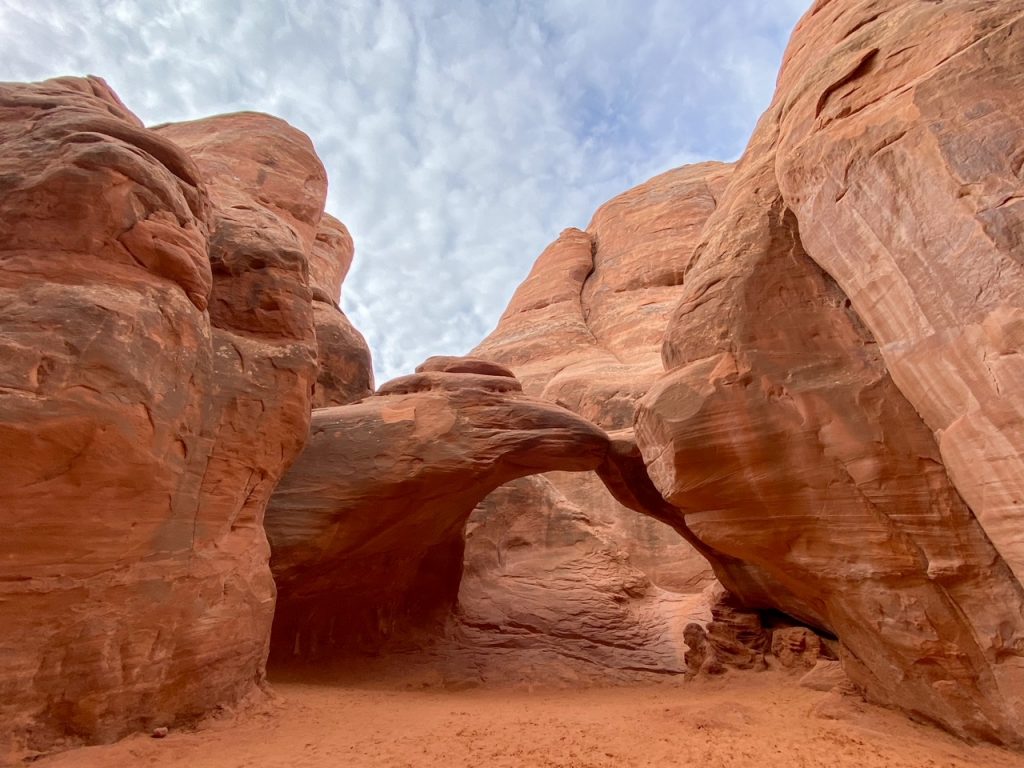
left=156, top=112, right=325, bottom=629
left=6, top=0, right=1024, bottom=752
left=635, top=0, right=1024, bottom=747
left=265, top=360, right=613, bottom=658
left=463, top=165, right=731, bottom=675
left=0, top=77, right=223, bottom=751
left=308, top=214, right=373, bottom=407
left=453, top=471, right=708, bottom=682
left=476, top=162, right=734, bottom=404
left=0, top=78, right=356, bottom=753
left=774, top=0, right=1024, bottom=585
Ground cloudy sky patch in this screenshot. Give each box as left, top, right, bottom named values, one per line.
left=1, top=0, right=810, bottom=381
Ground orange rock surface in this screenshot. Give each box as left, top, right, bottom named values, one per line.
left=634, top=0, right=1024, bottom=748
left=264, top=360, right=682, bottom=664
left=0, top=78, right=362, bottom=754
left=775, top=0, right=1024, bottom=585
left=6, top=0, right=1024, bottom=757
left=308, top=214, right=373, bottom=407
left=463, top=165, right=733, bottom=674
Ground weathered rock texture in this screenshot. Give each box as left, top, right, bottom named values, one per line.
left=776, top=0, right=1024, bottom=585
left=453, top=472, right=708, bottom=682
left=268, top=360, right=704, bottom=667
left=265, top=360, right=656, bottom=661
left=635, top=0, right=1024, bottom=747
left=463, top=164, right=733, bottom=675
left=6, top=0, right=1024, bottom=754
left=0, top=78, right=361, bottom=754
left=308, top=213, right=373, bottom=407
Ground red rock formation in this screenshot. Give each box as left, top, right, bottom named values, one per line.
left=635, top=0, right=1024, bottom=747
left=771, top=628, right=824, bottom=671
left=0, top=78, right=360, bottom=754
left=264, top=358, right=715, bottom=680
left=265, top=361, right=611, bottom=658
left=463, top=165, right=732, bottom=674
left=476, top=162, right=733, bottom=407
left=774, top=0, right=1024, bottom=586
left=454, top=474, right=701, bottom=682
left=157, top=113, right=325, bottom=631
left=308, top=214, right=373, bottom=407
left=5, top=0, right=1024, bottom=753
left=417, top=355, right=515, bottom=378
left=0, top=76, right=223, bottom=752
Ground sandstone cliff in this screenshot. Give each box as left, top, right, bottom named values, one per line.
left=463, top=164, right=732, bottom=676
left=468, top=0, right=1024, bottom=746
left=4, top=0, right=1024, bottom=756
left=632, top=0, right=1024, bottom=747
left=0, top=77, right=371, bottom=754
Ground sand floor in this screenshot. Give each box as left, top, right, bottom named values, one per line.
left=36, top=671, right=1024, bottom=768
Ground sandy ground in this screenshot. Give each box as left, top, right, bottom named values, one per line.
left=36, top=671, right=1024, bottom=768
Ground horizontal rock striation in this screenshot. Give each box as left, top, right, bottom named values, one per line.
left=635, top=0, right=1024, bottom=747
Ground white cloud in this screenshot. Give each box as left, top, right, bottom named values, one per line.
left=0, top=0, right=810, bottom=382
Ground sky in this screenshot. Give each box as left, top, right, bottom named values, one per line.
left=0, top=0, right=810, bottom=382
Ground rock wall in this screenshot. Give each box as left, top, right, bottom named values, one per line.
left=453, top=474, right=702, bottom=683
left=775, top=0, right=1024, bottom=585
left=462, top=0, right=1024, bottom=745
left=0, top=78, right=364, bottom=754
left=463, top=164, right=731, bottom=676
left=5, top=0, right=1024, bottom=754
left=308, top=213, right=374, bottom=407
left=633, top=0, right=1024, bottom=747
left=266, top=358, right=624, bottom=660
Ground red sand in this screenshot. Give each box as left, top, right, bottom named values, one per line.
left=36, top=671, right=1024, bottom=768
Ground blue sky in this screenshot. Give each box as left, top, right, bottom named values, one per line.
left=0, top=0, right=810, bottom=382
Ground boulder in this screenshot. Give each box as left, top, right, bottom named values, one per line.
left=771, top=628, right=823, bottom=671
left=799, top=660, right=850, bottom=693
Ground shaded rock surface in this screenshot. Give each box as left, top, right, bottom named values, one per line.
left=771, top=627, right=824, bottom=671
left=464, top=164, right=732, bottom=674
left=635, top=0, right=1024, bottom=747
left=452, top=473, right=708, bottom=682
left=308, top=213, right=373, bottom=407
left=264, top=359, right=693, bottom=667
left=0, top=77, right=358, bottom=754
left=775, top=0, right=1024, bottom=587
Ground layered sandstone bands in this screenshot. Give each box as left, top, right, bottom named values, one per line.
left=470, top=0, right=1024, bottom=745
left=633, top=0, right=1024, bottom=747
left=0, top=77, right=370, bottom=753
left=264, top=359, right=695, bottom=671
left=4, top=0, right=1024, bottom=757
left=461, top=164, right=733, bottom=677
left=774, top=0, right=1024, bottom=584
